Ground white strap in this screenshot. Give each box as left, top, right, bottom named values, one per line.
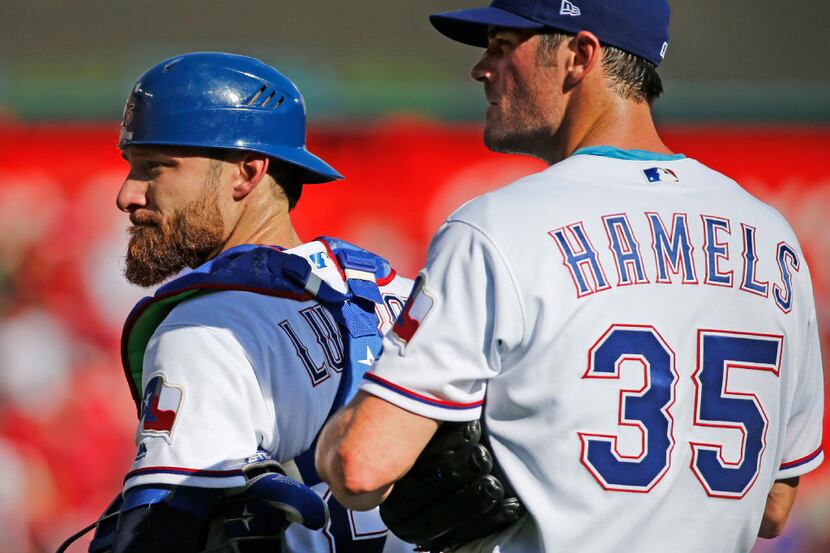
left=304, top=272, right=323, bottom=296
left=344, top=268, right=376, bottom=282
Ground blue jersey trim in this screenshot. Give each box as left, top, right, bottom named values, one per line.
left=573, top=146, right=686, bottom=161
left=122, top=486, right=171, bottom=510
left=125, top=466, right=245, bottom=482
left=779, top=446, right=823, bottom=471
left=364, top=373, right=484, bottom=411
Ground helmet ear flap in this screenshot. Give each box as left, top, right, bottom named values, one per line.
left=118, top=52, right=343, bottom=185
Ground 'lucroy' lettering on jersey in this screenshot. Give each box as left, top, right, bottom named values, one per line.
left=552, top=211, right=801, bottom=312
left=279, top=304, right=345, bottom=386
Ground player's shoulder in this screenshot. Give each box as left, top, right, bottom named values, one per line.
left=445, top=169, right=551, bottom=232
left=381, top=273, right=415, bottom=298
left=289, top=238, right=411, bottom=293
left=159, top=289, right=303, bottom=333
left=443, top=153, right=634, bottom=226
left=686, top=158, right=801, bottom=237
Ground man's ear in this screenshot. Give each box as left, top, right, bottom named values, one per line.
left=231, top=153, right=270, bottom=201
left=563, top=31, right=603, bottom=90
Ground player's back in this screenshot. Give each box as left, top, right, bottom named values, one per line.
left=128, top=239, right=413, bottom=553
left=451, top=150, right=824, bottom=552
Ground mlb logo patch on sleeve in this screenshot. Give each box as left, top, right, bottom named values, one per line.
left=140, top=375, right=183, bottom=442
left=391, top=275, right=435, bottom=348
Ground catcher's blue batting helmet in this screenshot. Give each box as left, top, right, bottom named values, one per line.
left=119, top=52, right=342, bottom=184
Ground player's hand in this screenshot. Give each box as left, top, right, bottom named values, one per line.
left=379, top=421, right=526, bottom=552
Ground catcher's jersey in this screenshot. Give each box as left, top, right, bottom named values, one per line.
left=125, top=240, right=413, bottom=553
left=363, top=148, right=824, bottom=553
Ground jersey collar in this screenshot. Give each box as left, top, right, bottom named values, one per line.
left=573, top=146, right=686, bottom=161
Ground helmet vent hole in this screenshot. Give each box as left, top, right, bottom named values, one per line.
left=162, top=57, right=184, bottom=73
left=246, top=85, right=268, bottom=106
left=261, top=90, right=277, bottom=107
left=272, top=96, right=285, bottom=110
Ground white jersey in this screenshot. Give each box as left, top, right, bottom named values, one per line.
left=125, top=240, right=413, bottom=553
left=363, top=148, right=824, bottom=553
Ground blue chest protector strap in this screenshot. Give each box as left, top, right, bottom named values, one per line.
left=283, top=244, right=389, bottom=485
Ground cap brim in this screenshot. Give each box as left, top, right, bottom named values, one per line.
left=429, top=7, right=546, bottom=47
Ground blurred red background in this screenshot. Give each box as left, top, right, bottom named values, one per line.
left=0, top=123, right=827, bottom=552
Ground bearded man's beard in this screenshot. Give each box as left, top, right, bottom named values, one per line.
left=124, top=188, right=225, bottom=287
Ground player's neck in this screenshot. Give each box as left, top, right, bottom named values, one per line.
left=550, top=92, right=671, bottom=164
left=221, top=203, right=303, bottom=252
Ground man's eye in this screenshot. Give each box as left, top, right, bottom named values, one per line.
left=490, top=37, right=512, bottom=50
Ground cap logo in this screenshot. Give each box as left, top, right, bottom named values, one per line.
left=118, top=99, right=136, bottom=146
left=560, top=0, right=581, bottom=16
left=660, top=42, right=668, bottom=59
left=122, top=100, right=135, bottom=127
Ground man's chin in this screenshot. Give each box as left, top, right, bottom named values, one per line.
left=483, top=124, right=551, bottom=159
left=124, top=261, right=179, bottom=288
left=124, top=243, right=185, bottom=288
left=484, top=128, right=525, bottom=155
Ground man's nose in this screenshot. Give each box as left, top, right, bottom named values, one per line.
left=116, top=177, right=148, bottom=213
left=471, top=53, right=494, bottom=82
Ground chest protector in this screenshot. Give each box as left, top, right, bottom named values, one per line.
left=121, top=237, right=394, bottom=481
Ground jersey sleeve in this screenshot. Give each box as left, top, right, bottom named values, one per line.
left=124, top=317, right=272, bottom=493
left=361, top=219, right=525, bottom=422
left=777, top=308, right=825, bottom=479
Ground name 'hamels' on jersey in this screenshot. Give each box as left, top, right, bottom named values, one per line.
left=550, top=211, right=800, bottom=313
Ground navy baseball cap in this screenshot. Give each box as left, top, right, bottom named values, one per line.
left=430, top=0, right=671, bottom=66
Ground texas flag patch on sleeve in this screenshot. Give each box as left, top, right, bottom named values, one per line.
left=391, top=275, right=435, bottom=348
left=140, top=375, right=183, bottom=442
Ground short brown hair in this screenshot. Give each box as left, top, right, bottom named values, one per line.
left=267, top=159, right=303, bottom=210
left=538, top=31, right=663, bottom=104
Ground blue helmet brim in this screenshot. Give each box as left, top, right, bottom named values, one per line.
left=120, top=139, right=343, bottom=184
left=266, top=145, right=344, bottom=184
left=429, top=8, right=546, bottom=47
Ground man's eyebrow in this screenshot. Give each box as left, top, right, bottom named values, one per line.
left=487, top=26, right=509, bottom=39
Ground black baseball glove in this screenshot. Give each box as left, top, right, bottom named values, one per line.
left=380, top=421, right=526, bottom=552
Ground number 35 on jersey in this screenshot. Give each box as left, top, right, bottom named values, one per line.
left=578, top=324, right=786, bottom=499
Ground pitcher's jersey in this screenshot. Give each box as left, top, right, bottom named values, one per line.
left=362, top=149, right=824, bottom=553
left=125, top=240, right=413, bottom=552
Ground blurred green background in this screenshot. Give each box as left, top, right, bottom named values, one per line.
left=1, top=0, right=828, bottom=123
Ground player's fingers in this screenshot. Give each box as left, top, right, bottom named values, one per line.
left=384, top=475, right=504, bottom=546
left=381, top=444, right=493, bottom=525
left=419, top=497, right=527, bottom=552
left=418, top=420, right=481, bottom=460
